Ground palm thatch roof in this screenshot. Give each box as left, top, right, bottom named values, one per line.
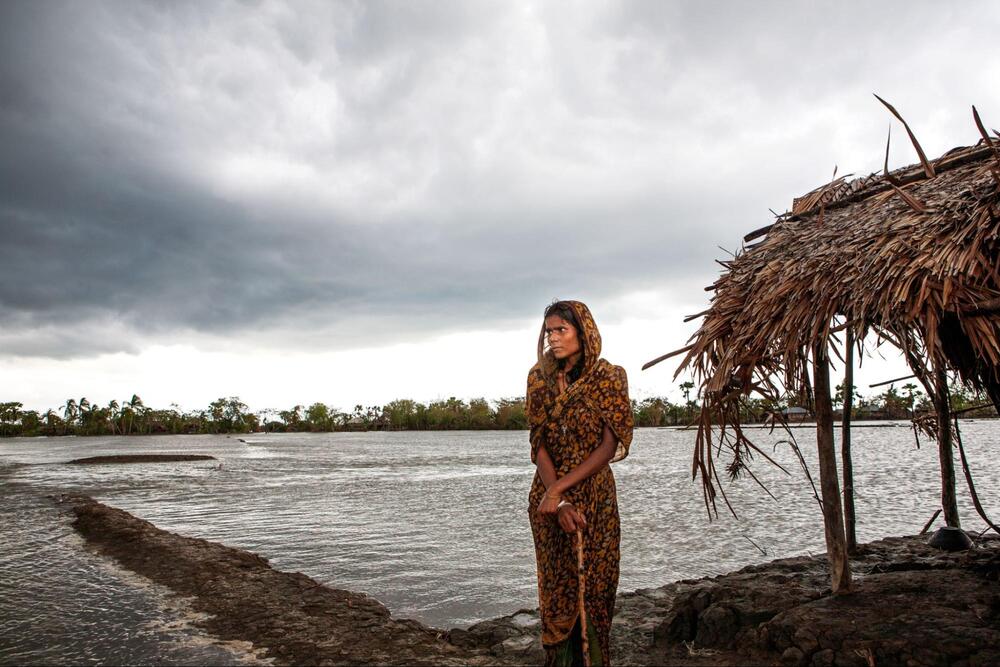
left=649, top=107, right=1000, bottom=515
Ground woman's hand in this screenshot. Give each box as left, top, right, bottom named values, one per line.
left=557, top=503, right=587, bottom=533
left=537, top=492, right=562, bottom=516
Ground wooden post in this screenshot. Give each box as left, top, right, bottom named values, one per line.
left=933, top=367, right=961, bottom=528
left=813, top=344, right=852, bottom=594
left=841, top=330, right=857, bottom=555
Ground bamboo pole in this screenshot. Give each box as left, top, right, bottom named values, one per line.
left=841, top=330, right=857, bottom=556
left=813, top=344, right=852, bottom=594
left=933, top=367, right=961, bottom=528
left=575, top=530, right=591, bottom=667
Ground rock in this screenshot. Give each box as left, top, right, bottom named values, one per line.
left=781, top=646, right=806, bottom=666
left=811, top=648, right=835, bottom=666
left=695, top=604, right=738, bottom=646
left=792, top=627, right=819, bottom=654
left=499, top=634, right=537, bottom=654
left=928, top=526, right=974, bottom=551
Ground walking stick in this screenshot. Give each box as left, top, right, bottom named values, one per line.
left=575, top=528, right=591, bottom=667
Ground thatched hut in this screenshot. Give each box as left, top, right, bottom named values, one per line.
left=647, top=103, right=1000, bottom=593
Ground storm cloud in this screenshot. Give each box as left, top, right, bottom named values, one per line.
left=3, top=0, right=999, bottom=359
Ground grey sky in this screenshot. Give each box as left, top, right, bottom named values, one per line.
left=2, top=1, right=999, bottom=405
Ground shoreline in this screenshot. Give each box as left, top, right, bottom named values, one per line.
left=65, top=454, right=217, bottom=464
left=61, top=494, right=1000, bottom=666
left=9, top=417, right=1000, bottom=440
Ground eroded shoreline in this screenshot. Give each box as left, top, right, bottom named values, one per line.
left=62, top=494, right=1000, bottom=666
left=66, top=454, right=217, bottom=464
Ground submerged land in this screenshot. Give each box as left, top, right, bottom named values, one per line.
left=66, top=454, right=217, bottom=464
left=62, top=494, right=1000, bottom=667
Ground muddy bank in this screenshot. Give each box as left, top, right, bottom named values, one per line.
left=66, top=454, right=217, bottom=464
left=63, top=494, right=1000, bottom=666
left=64, top=494, right=473, bottom=666
left=453, top=535, right=1000, bottom=667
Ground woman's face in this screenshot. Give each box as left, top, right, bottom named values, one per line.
left=544, top=315, right=581, bottom=361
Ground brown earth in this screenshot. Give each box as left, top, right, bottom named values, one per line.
left=61, top=494, right=1000, bottom=666
left=66, top=454, right=217, bottom=464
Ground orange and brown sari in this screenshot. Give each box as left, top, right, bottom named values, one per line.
left=526, top=301, right=633, bottom=666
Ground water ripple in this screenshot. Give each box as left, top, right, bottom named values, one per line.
left=2, top=425, right=998, bottom=662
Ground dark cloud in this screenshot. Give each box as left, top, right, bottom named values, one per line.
left=2, top=0, right=998, bottom=359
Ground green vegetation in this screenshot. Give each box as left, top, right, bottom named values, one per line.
left=0, top=381, right=993, bottom=438
left=0, top=395, right=529, bottom=437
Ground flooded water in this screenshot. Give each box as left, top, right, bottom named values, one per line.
left=2, top=424, right=999, bottom=665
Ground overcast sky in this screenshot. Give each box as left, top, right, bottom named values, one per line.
left=2, top=0, right=999, bottom=413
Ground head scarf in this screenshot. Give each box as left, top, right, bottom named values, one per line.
left=526, top=301, right=633, bottom=463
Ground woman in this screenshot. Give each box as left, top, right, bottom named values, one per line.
left=527, top=300, right=633, bottom=667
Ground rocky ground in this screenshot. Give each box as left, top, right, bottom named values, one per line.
left=62, top=494, right=1000, bottom=666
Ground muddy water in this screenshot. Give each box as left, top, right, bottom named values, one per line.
left=2, top=424, right=998, bottom=665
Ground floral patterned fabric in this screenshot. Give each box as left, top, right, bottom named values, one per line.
left=526, top=301, right=634, bottom=665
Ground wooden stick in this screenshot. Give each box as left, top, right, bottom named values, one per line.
left=920, top=508, right=942, bottom=535
left=576, top=529, right=591, bottom=667
left=743, top=223, right=774, bottom=243
left=960, top=296, right=1000, bottom=314
left=934, top=367, right=961, bottom=528
left=828, top=319, right=859, bottom=334
left=842, top=329, right=857, bottom=556
left=869, top=374, right=916, bottom=388
left=950, top=402, right=993, bottom=416
left=643, top=344, right=695, bottom=371
left=683, top=309, right=711, bottom=323
left=953, top=418, right=1000, bottom=536
left=813, top=344, right=852, bottom=594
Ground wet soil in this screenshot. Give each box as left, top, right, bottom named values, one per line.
left=62, top=495, right=1000, bottom=666
left=66, top=454, right=217, bottom=464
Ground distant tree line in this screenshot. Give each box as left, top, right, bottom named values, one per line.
left=0, top=381, right=993, bottom=438
left=0, top=395, right=530, bottom=437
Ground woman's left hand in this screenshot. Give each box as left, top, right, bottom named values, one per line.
left=557, top=504, right=587, bottom=533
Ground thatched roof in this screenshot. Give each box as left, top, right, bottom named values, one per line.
left=649, top=109, right=1000, bottom=514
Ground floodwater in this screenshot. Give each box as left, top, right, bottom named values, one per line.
left=2, top=424, right=998, bottom=665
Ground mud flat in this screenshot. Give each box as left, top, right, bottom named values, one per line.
left=62, top=495, right=1000, bottom=666
left=66, top=454, right=216, bottom=464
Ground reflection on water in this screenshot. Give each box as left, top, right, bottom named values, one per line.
left=2, top=425, right=998, bottom=665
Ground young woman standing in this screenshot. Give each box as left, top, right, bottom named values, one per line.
left=526, top=300, right=633, bottom=666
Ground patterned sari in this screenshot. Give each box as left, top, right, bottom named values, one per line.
left=526, top=301, right=634, bottom=666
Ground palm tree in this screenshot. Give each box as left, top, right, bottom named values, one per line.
left=43, top=409, right=62, bottom=435
left=107, top=400, right=120, bottom=435
left=125, top=395, right=144, bottom=435
left=680, top=381, right=695, bottom=420
left=62, top=399, right=78, bottom=434
left=77, top=398, right=96, bottom=435
left=902, top=382, right=918, bottom=417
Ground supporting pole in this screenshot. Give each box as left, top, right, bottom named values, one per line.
left=813, top=344, right=852, bottom=594
left=933, top=367, right=961, bottom=528
left=841, top=330, right=857, bottom=556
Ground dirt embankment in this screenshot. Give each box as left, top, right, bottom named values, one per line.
left=66, top=454, right=217, bottom=464
left=63, top=494, right=1000, bottom=667
left=65, top=494, right=475, bottom=666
